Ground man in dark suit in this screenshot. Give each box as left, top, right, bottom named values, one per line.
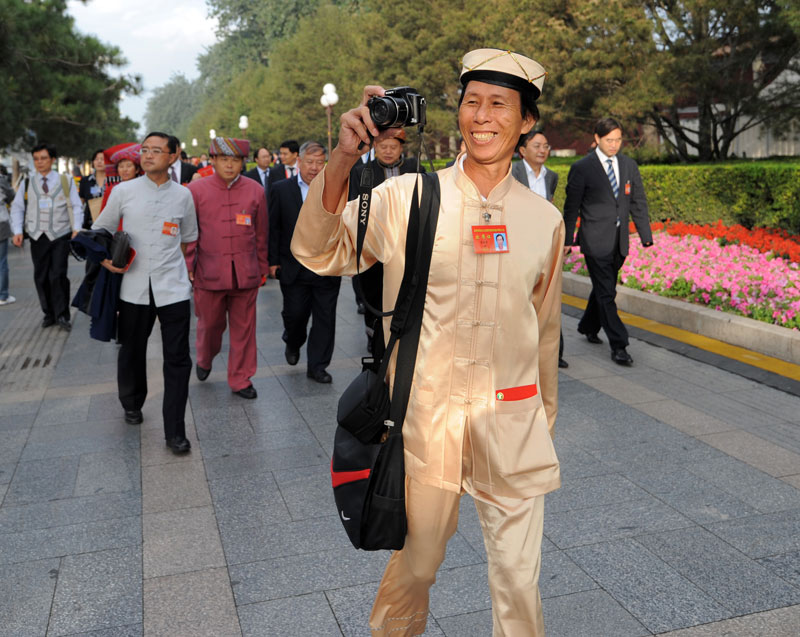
left=512, top=130, right=568, bottom=368
left=268, top=140, right=300, bottom=187
left=168, top=137, right=198, bottom=184
left=347, top=128, right=424, bottom=361
left=243, top=145, right=272, bottom=199
left=269, top=141, right=341, bottom=383
left=563, top=117, right=653, bottom=365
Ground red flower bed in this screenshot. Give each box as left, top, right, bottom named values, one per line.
left=632, top=220, right=800, bottom=262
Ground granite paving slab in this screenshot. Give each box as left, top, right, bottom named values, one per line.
left=544, top=473, right=650, bottom=514
left=434, top=610, right=493, bottom=637
left=324, top=581, right=443, bottom=637
left=141, top=459, right=211, bottom=514
left=202, top=443, right=328, bottom=481
left=706, top=509, right=800, bottom=558
left=545, top=497, right=692, bottom=549
left=541, top=588, right=650, bottom=637
left=47, top=547, right=142, bottom=636
left=757, top=550, right=800, bottom=588
left=208, top=470, right=292, bottom=532
left=0, top=558, right=59, bottom=637
left=74, top=449, right=141, bottom=497
left=238, top=592, right=343, bottom=637
left=637, top=526, right=800, bottom=614
left=142, top=506, right=226, bottom=579
left=429, top=563, right=492, bottom=618
left=697, top=429, right=800, bottom=477
left=143, top=568, right=241, bottom=637
left=65, top=624, right=143, bottom=636
left=20, top=419, right=139, bottom=462
left=632, top=399, right=735, bottom=437
left=32, top=395, right=91, bottom=426
left=656, top=603, right=800, bottom=636
left=0, top=493, right=141, bottom=533
left=4, top=456, right=80, bottom=505
left=0, top=516, right=141, bottom=566
left=567, top=539, right=729, bottom=633
left=229, top=548, right=390, bottom=605
left=539, top=550, right=599, bottom=599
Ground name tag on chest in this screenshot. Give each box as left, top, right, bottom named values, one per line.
left=39, top=197, right=53, bottom=211
left=472, top=224, right=509, bottom=254
left=236, top=213, right=252, bottom=226
left=162, top=221, right=179, bottom=237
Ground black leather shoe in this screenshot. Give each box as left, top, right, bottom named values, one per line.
left=578, top=328, right=602, bottom=344
left=124, top=409, right=143, bottom=425
left=233, top=385, right=258, bottom=399
left=307, top=369, right=332, bottom=384
left=611, top=348, right=633, bottom=366
left=42, top=316, right=56, bottom=328
left=558, top=358, right=569, bottom=369
left=57, top=317, right=72, bottom=331
left=196, top=364, right=211, bottom=381
left=285, top=344, right=300, bottom=366
left=166, top=436, right=191, bottom=454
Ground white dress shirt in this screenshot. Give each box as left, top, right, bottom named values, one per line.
left=595, top=147, right=619, bottom=189
left=257, top=166, right=269, bottom=186
left=523, top=160, right=549, bottom=199
left=92, top=175, right=198, bottom=307
left=9, top=170, right=83, bottom=236
left=169, top=158, right=183, bottom=183
left=297, top=171, right=310, bottom=203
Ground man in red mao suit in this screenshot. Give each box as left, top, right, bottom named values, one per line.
left=185, top=137, right=268, bottom=399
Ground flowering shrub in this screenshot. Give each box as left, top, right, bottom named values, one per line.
left=635, top=220, right=800, bottom=263
left=564, top=231, right=800, bottom=330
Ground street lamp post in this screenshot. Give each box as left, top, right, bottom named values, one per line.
left=320, top=83, right=339, bottom=156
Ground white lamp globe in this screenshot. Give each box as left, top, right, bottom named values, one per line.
left=320, top=94, right=330, bottom=107
left=327, top=92, right=339, bottom=106
left=323, top=83, right=337, bottom=96
left=209, top=129, right=216, bottom=139
left=238, top=115, right=249, bottom=129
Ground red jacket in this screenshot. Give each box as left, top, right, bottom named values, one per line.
left=185, top=174, right=268, bottom=290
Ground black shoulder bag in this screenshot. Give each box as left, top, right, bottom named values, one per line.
left=332, top=171, right=440, bottom=551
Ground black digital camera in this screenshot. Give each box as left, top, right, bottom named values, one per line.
left=368, top=86, right=426, bottom=130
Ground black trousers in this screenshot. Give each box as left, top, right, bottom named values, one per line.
left=355, top=263, right=385, bottom=361
left=280, top=272, right=341, bottom=373
left=579, top=231, right=628, bottom=350
left=117, top=293, right=191, bottom=440
left=30, top=233, right=71, bottom=320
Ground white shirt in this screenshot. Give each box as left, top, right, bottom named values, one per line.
left=297, top=171, right=310, bottom=203
left=92, top=175, right=198, bottom=307
left=256, top=166, right=269, bottom=186
left=9, top=170, right=83, bottom=236
left=169, top=158, right=183, bottom=183
left=523, top=160, right=548, bottom=200
left=595, top=147, right=619, bottom=189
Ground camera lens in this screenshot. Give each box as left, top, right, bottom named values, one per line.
left=370, top=97, right=399, bottom=129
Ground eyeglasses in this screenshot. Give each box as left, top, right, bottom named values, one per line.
left=530, top=144, right=551, bottom=151
left=140, top=148, right=170, bottom=155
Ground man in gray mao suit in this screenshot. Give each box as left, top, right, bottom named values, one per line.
left=512, top=130, right=568, bottom=368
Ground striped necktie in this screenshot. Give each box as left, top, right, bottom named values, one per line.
left=42, top=176, right=49, bottom=194
left=606, top=159, right=618, bottom=199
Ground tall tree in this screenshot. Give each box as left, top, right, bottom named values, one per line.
left=504, top=0, right=800, bottom=160
left=0, top=0, right=141, bottom=157
left=144, top=74, right=204, bottom=142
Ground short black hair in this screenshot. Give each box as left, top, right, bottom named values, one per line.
left=253, top=146, right=271, bottom=161
left=32, top=143, right=57, bottom=158
left=143, top=132, right=177, bottom=153
left=457, top=84, right=539, bottom=123
left=280, top=140, right=300, bottom=154
left=594, top=117, right=622, bottom=138
left=180, top=150, right=188, bottom=160
left=516, top=129, right=547, bottom=152
left=91, top=149, right=105, bottom=163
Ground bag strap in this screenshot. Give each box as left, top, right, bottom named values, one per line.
left=386, top=172, right=440, bottom=436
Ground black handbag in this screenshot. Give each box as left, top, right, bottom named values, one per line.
left=110, top=230, right=132, bottom=269
left=332, top=172, right=441, bottom=551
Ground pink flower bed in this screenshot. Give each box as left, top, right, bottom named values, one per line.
left=564, top=232, right=800, bottom=330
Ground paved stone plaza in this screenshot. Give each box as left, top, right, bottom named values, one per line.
left=1, top=246, right=800, bottom=636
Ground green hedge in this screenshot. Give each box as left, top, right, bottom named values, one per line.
left=548, top=162, right=800, bottom=234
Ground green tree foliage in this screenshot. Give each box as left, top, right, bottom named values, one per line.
left=154, top=0, right=800, bottom=161
left=0, top=0, right=141, bottom=157
left=504, top=0, right=800, bottom=160
left=144, top=74, right=204, bottom=142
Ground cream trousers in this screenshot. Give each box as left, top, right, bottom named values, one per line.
left=368, top=476, right=545, bottom=636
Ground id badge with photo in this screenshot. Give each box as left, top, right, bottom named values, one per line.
left=472, top=224, right=509, bottom=254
